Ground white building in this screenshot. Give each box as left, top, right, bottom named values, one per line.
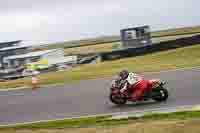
left=3, top=48, right=77, bottom=68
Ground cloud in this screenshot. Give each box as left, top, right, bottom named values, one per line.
left=0, top=0, right=200, bottom=43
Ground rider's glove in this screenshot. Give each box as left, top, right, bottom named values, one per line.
left=120, top=89, right=124, bottom=93
left=120, top=85, right=127, bottom=93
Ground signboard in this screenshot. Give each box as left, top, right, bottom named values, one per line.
left=120, top=25, right=152, bottom=49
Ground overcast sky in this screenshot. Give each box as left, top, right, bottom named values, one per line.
left=0, top=0, right=199, bottom=44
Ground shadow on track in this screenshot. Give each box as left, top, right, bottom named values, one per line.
left=108, top=100, right=169, bottom=109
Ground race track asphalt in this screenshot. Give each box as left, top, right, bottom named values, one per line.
left=0, top=68, right=200, bottom=125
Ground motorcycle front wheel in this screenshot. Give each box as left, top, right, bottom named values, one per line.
left=109, top=93, right=127, bottom=105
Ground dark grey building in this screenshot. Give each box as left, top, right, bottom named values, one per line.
left=0, top=40, right=21, bottom=49
left=0, top=41, right=30, bottom=69
left=120, top=25, right=152, bottom=49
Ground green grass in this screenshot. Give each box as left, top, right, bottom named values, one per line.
left=60, top=26, right=200, bottom=56
left=152, top=25, right=200, bottom=37
left=62, top=33, right=200, bottom=56
left=152, top=32, right=200, bottom=44
left=45, top=25, right=200, bottom=49
left=64, top=42, right=119, bottom=55
left=38, top=25, right=200, bottom=57
left=1, top=111, right=200, bottom=130
left=1, top=44, right=200, bottom=89
left=1, top=116, right=111, bottom=130
left=143, top=111, right=200, bottom=120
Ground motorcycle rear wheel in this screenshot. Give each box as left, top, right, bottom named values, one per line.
left=152, top=87, right=168, bottom=102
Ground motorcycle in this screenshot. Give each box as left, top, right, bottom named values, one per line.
left=109, top=78, right=169, bottom=105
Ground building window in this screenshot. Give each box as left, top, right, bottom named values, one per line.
left=29, top=56, right=40, bottom=62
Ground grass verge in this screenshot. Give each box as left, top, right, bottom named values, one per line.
left=1, top=44, right=200, bottom=89
left=1, top=111, right=200, bottom=132
left=47, top=25, right=200, bottom=50
left=62, top=33, right=200, bottom=56
left=64, top=42, right=118, bottom=55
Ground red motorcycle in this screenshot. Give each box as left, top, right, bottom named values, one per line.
left=109, top=78, right=169, bottom=105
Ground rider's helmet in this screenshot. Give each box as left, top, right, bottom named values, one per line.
left=119, top=69, right=129, bottom=80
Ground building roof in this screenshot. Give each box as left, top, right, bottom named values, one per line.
left=0, top=45, right=28, bottom=52
left=4, top=49, right=57, bottom=60
left=48, top=56, right=77, bottom=65
left=0, top=40, right=22, bottom=45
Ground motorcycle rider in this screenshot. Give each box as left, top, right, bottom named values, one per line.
left=118, top=69, right=149, bottom=101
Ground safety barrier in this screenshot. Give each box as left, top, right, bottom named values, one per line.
left=98, top=34, right=200, bottom=61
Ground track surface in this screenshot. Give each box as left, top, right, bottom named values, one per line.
left=0, top=68, right=200, bottom=125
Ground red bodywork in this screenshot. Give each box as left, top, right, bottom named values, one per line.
left=110, top=78, right=161, bottom=101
